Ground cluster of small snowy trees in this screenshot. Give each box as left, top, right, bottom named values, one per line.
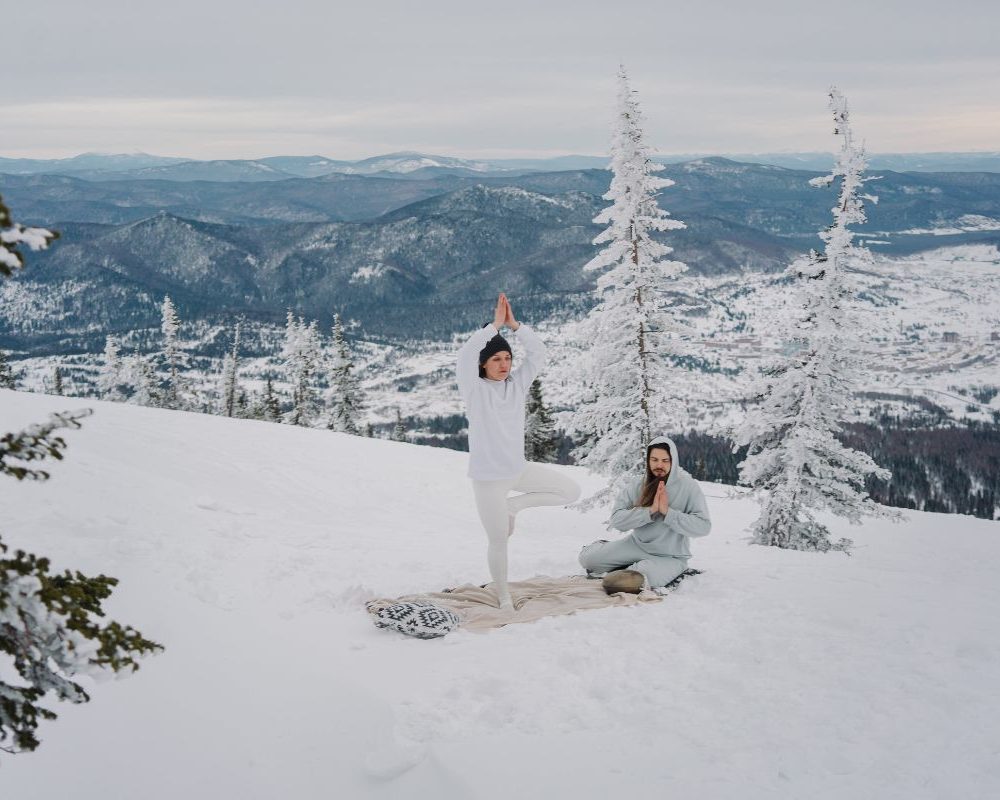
left=569, top=73, right=893, bottom=551
left=94, top=303, right=369, bottom=435
left=0, top=194, right=161, bottom=755
left=96, top=296, right=191, bottom=411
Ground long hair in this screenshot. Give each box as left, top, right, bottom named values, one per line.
left=638, top=444, right=672, bottom=507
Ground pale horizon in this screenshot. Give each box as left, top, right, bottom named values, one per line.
left=3, top=0, right=998, bottom=161
left=3, top=146, right=1000, bottom=164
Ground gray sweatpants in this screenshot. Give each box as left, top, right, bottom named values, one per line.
left=578, top=537, right=688, bottom=589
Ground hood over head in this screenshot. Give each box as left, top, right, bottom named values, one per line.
left=647, top=435, right=682, bottom=488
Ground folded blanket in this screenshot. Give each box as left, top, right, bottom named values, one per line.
left=366, top=575, right=661, bottom=631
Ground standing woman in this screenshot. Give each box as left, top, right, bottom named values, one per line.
left=456, top=293, right=581, bottom=609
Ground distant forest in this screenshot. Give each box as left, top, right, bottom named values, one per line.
left=403, top=415, right=999, bottom=521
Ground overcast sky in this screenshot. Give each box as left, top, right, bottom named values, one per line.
left=4, top=0, right=998, bottom=160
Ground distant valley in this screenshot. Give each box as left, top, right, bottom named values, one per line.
left=2, top=156, right=999, bottom=349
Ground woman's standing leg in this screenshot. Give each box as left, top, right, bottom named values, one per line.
left=472, top=477, right=518, bottom=608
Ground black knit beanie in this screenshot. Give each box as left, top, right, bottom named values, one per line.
left=478, top=329, right=512, bottom=378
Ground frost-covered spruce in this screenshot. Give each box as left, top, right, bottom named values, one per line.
left=391, top=409, right=407, bottom=442
left=525, top=378, right=559, bottom=463
left=567, top=66, right=688, bottom=507
left=1, top=200, right=160, bottom=754
left=127, top=354, right=161, bottom=408
left=325, top=314, right=366, bottom=434
left=159, top=295, right=186, bottom=410
left=0, top=349, right=15, bottom=390
left=0, top=195, right=55, bottom=390
left=97, top=336, right=127, bottom=401
left=0, top=194, right=57, bottom=279
left=255, top=377, right=283, bottom=423
left=281, top=312, right=322, bottom=427
left=50, top=366, right=63, bottom=396
left=732, top=88, right=894, bottom=552
left=1, top=411, right=163, bottom=754
left=221, top=321, right=242, bottom=418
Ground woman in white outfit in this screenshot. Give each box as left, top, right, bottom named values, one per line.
left=456, top=293, right=581, bottom=609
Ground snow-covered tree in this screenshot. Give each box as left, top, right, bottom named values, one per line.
left=1, top=197, right=160, bottom=754
left=50, top=366, right=64, bottom=396
left=0, top=411, right=162, bottom=754
left=0, top=195, right=55, bottom=389
left=221, top=321, right=242, bottom=418
left=732, top=88, right=894, bottom=552
left=281, top=312, right=322, bottom=426
left=0, top=350, right=15, bottom=390
left=256, top=378, right=283, bottom=423
left=0, top=195, right=57, bottom=279
left=97, top=336, right=127, bottom=400
left=325, top=314, right=365, bottom=434
left=234, top=390, right=249, bottom=418
left=126, top=354, right=161, bottom=408
left=525, top=378, right=559, bottom=463
left=159, top=295, right=187, bottom=410
left=391, top=409, right=407, bottom=442
left=567, top=66, right=688, bottom=507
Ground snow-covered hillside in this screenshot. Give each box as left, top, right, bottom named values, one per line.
left=1, top=390, right=997, bottom=799
left=10, top=244, right=998, bottom=434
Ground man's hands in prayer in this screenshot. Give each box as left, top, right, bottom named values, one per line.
left=654, top=481, right=670, bottom=516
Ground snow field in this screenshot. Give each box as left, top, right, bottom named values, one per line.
left=1, top=389, right=998, bottom=799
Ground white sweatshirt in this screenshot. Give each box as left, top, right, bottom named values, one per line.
left=456, top=323, right=547, bottom=480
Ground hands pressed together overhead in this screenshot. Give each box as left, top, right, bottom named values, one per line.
left=492, top=293, right=519, bottom=331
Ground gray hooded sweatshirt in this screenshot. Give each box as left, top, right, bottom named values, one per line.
left=606, top=436, right=712, bottom=559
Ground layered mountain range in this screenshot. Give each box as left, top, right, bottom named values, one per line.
left=2, top=156, right=1000, bottom=352
left=4, top=150, right=1000, bottom=179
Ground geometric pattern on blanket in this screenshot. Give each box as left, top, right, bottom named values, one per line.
left=368, top=600, right=461, bottom=639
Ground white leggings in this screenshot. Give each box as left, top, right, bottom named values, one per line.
left=472, top=463, right=581, bottom=604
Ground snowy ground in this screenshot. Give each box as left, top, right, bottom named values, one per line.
left=1, top=389, right=998, bottom=799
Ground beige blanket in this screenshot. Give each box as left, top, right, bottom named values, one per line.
left=367, top=575, right=661, bottom=631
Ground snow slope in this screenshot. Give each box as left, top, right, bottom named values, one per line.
left=1, top=390, right=997, bottom=799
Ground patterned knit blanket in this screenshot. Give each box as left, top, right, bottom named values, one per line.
left=366, top=574, right=665, bottom=632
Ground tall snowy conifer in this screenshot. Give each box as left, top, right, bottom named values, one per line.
left=281, top=312, right=322, bottom=426
left=525, top=378, right=560, bottom=463
left=568, top=66, right=688, bottom=507
left=1, top=195, right=160, bottom=754
left=98, top=336, right=127, bottom=401
left=732, top=88, right=893, bottom=552
left=325, top=314, right=365, bottom=434
left=51, top=366, right=63, bottom=396
left=159, top=295, right=184, bottom=410
left=221, top=321, right=242, bottom=418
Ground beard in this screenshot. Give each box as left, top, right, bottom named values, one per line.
left=639, top=466, right=672, bottom=507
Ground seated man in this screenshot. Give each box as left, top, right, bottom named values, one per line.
left=579, top=436, right=711, bottom=593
